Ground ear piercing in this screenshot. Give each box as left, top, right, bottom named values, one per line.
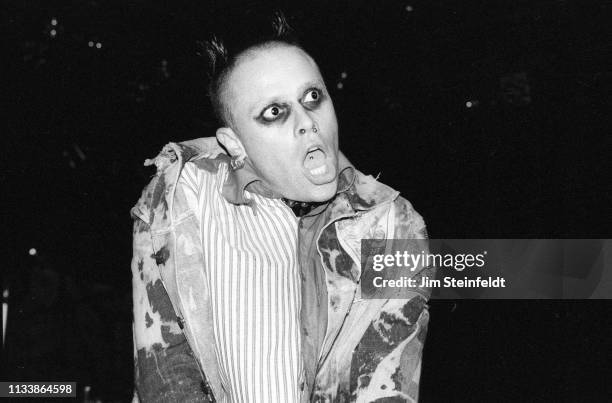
left=230, top=155, right=245, bottom=170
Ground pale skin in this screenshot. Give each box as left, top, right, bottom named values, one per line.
left=215, top=44, right=340, bottom=202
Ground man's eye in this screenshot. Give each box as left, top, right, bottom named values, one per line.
left=261, top=105, right=285, bottom=121
left=303, top=89, right=321, bottom=104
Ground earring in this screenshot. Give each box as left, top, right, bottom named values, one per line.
left=230, top=155, right=245, bottom=170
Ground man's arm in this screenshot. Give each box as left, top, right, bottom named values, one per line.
left=131, top=217, right=210, bottom=402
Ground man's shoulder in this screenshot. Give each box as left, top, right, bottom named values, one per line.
left=181, top=155, right=230, bottom=185
left=130, top=138, right=229, bottom=225
left=348, top=170, right=423, bottom=218
left=349, top=170, right=427, bottom=238
left=390, top=195, right=428, bottom=239
left=148, top=137, right=229, bottom=181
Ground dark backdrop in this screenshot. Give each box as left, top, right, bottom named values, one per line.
left=3, top=1, right=611, bottom=401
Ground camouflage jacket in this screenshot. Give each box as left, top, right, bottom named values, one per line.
left=131, top=138, right=433, bottom=403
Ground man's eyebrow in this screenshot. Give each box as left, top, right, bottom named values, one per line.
left=298, top=80, right=325, bottom=96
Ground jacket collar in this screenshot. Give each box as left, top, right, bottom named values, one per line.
left=321, top=168, right=400, bottom=224
left=174, top=137, right=401, bottom=213
left=141, top=137, right=399, bottom=219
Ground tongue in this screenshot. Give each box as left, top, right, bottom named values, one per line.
left=304, top=149, right=325, bottom=170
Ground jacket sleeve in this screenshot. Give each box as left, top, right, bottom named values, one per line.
left=131, top=216, right=211, bottom=402
left=351, top=197, right=434, bottom=403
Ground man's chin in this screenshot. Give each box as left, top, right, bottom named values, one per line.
left=298, top=180, right=339, bottom=203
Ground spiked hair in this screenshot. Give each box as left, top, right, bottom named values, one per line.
left=200, top=11, right=301, bottom=126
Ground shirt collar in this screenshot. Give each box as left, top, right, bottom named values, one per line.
left=221, top=158, right=279, bottom=205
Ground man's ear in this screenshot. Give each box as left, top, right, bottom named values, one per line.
left=216, top=127, right=247, bottom=160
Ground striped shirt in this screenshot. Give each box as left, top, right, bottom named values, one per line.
left=179, top=160, right=303, bottom=403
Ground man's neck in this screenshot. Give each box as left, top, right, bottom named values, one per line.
left=281, top=198, right=327, bottom=217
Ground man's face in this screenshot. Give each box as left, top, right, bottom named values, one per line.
left=222, top=45, right=339, bottom=202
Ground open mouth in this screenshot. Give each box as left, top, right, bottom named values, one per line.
left=304, top=146, right=328, bottom=176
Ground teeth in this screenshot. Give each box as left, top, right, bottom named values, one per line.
left=310, top=165, right=328, bottom=176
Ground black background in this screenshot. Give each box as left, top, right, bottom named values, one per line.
left=3, top=0, right=611, bottom=401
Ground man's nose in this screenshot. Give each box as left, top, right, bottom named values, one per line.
left=294, top=107, right=318, bottom=137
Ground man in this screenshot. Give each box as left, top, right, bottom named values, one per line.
left=131, top=15, right=433, bottom=403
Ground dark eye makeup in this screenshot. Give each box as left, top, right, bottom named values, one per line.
left=256, top=86, right=325, bottom=125
left=258, top=103, right=289, bottom=123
